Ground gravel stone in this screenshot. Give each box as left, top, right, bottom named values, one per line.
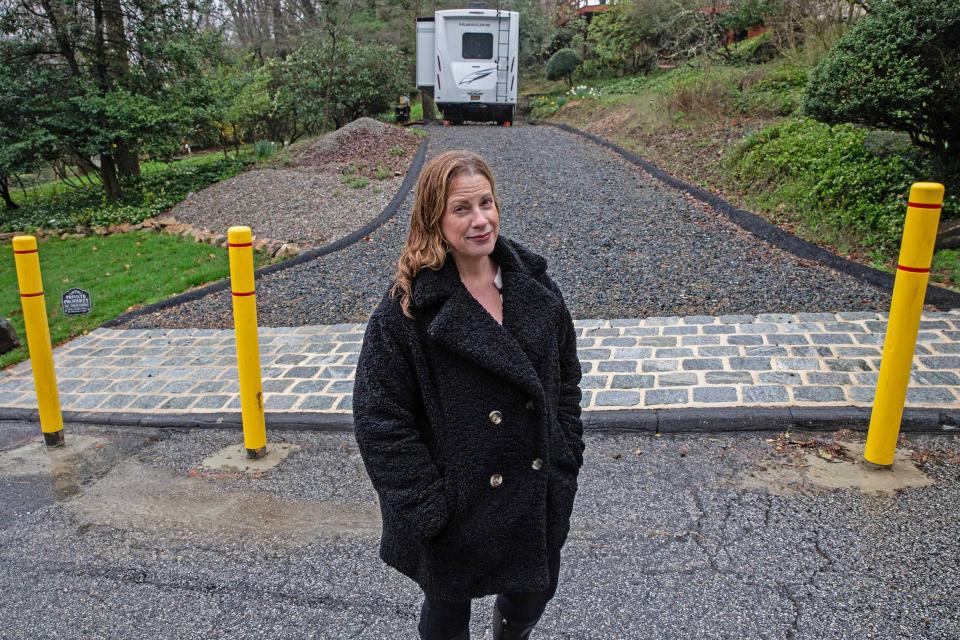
left=693, top=386, right=738, bottom=403
left=610, top=375, right=653, bottom=389
left=704, top=371, right=752, bottom=384
left=682, top=358, right=723, bottom=370
left=905, top=387, right=957, bottom=404
left=657, top=373, right=699, bottom=387
left=641, top=360, right=678, bottom=372
left=793, top=386, right=846, bottom=402
left=644, top=388, right=688, bottom=405
left=119, top=125, right=895, bottom=331
left=597, top=360, right=638, bottom=373
left=595, top=390, right=641, bottom=406
left=729, top=357, right=772, bottom=371
left=742, top=385, right=789, bottom=403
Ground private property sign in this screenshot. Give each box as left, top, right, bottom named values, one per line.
left=62, top=288, right=91, bottom=315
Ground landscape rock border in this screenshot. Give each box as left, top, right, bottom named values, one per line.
left=0, top=216, right=304, bottom=260
left=545, top=122, right=960, bottom=310
left=100, top=138, right=430, bottom=329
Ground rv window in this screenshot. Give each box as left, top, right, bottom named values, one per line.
left=462, top=32, right=493, bottom=60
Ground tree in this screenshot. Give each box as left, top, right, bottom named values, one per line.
left=0, top=62, right=57, bottom=210
left=0, top=0, right=224, bottom=201
left=804, top=0, right=960, bottom=168
left=281, top=34, right=411, bottom=131
left=585, top=0, right=724, bottom=74
left=512, top=0, right=552, bottom=67
left=546, top=48, right=582, bottom=87
left=587, top=0, right=656, bottom=74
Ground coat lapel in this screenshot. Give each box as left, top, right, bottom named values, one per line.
left=411, top=236, right=561, bottom=403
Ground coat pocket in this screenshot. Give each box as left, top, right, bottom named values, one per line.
left=427, top=473, right=459, bottom=541
left=550, top=421, right=581, bottom=476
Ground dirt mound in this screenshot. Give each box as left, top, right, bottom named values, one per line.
left=294, top=117, right=421, bottom=178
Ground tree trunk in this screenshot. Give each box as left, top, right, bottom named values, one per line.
left=421, top=91, right=435, bottom=121
left=301, top=0, right=319, bottom=26
left=92, top=0, right=124, bottom=200
left=272, top=0, right=288, bottom=58
left=0, top=172, right=18, bottom=209
left=99, top=154, right=122, bottom=202
left=322, top=30, right=338, bottom=132
left=103, top=0, right=141, bottom=178
left=116, top=146, right=141, bottom=178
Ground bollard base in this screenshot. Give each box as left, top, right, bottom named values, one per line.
left=43, top=430, right=65, bottom=448
left=863, top=458, right=892, bottom=470
left=246, top=446, right=267, bottom=460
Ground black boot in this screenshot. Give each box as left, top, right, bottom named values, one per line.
left=491, top=601, right=539, bottom=640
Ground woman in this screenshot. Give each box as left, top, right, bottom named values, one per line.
left=352, top=149, right=585, bottom=640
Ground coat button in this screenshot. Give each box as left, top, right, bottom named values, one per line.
left=525, top=400, right=535, bottom=410
left=490, top=473, right=503, bottom=488
left=488, top=410, right=503, bottom=425
left=531, top=458, right=543, bottom=471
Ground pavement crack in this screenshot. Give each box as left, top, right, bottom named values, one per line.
left=778, top=583, right=802, bottom=640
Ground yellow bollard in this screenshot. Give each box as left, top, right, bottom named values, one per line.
left=228, top=226, right=267, bottom=459
left=12, top=236, right=64, bottom=447
left=864, top=183, right=945, bottom=467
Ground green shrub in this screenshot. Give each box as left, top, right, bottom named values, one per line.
left=724, top=118, right=957, bottom=253
left=546, top=48, right=582, bottom=87
left=342, top=175, right=369, bottom=189
left=254, top=140, right=279, bottom=160
left=529, top=95, right=568, bottom=119
left=731, top=64, right=807, bottom=116
left=374, top=166, right=391, bottom=180
left=804, top=0, right=960, bottom=165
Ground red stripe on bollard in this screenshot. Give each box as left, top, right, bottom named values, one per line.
left=907, top=202, right=942, bottom=209
left=20, top=291, right=44, bottom=297
left=896, top=264, right=930, bottom=273
left=228, top=242, right=253, bottom=248
left=13, top=249, right=38, bottom=254
left=232, top=291, right=256, bottom=297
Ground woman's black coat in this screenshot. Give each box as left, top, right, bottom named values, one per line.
left=352, top=235, right=585, bottom=601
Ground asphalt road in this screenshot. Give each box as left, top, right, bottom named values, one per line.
left=0, top=421, right=958, bottom=639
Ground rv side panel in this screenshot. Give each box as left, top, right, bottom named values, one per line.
left=416, top=18, right=435, bottom=90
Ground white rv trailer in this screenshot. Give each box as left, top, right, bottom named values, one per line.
left=416, top=8, right=520, bottom=125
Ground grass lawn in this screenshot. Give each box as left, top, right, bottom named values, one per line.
left=1, top=231, right=270, bottom=369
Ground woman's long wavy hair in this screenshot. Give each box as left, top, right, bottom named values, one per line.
left=390, top=149, right=501, bottom=319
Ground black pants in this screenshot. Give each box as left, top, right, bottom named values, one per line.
left=417, top=547, right=562, bottom=640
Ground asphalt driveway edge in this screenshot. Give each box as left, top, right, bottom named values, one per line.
left=544, top=122, right=960, bottom=311
left=101, top=137, right=430, bottom=329
left=2, top=406, right=957, bottom=435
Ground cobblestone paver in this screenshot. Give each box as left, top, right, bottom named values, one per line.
left=1, top=311, right=959, bottom=414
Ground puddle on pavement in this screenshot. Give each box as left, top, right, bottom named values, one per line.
left=735, top=440, right=934, bottom=496
left=0, top=435, right=110, bottom=501
left=1, top=432, right=381, bottom=543
left=67, top=460, right=381, bottom=544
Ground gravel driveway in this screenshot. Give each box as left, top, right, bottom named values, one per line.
left=121, top=123, right=893, bottom=329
